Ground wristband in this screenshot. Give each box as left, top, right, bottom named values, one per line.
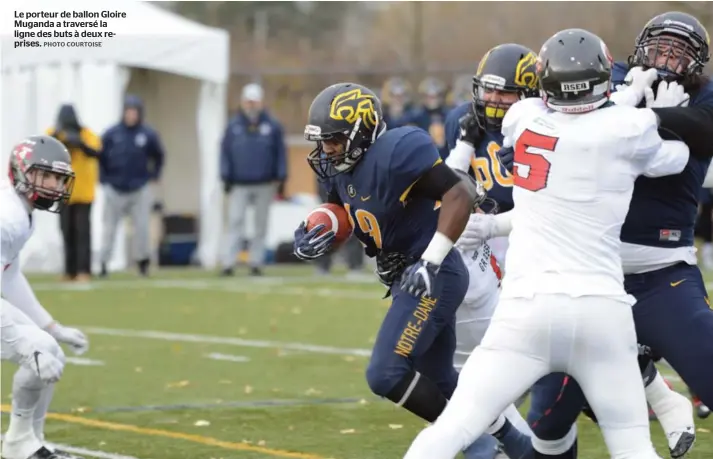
left=421, top=231, right=454, bottom=266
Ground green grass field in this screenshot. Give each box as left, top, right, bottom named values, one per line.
left=2, top=266, right=712, bottom=459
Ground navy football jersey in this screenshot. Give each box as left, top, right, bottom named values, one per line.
left=329, top=127, right=443, bottom=258
left=614, top=61, right=713, bottom=248
left=444, top=102, right=514, bottom=213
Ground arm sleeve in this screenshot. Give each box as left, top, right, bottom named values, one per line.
left=220, top=126, right=232, bottom=183
left=149, top=131, right=165, bottom=180
left=389, top=130, right=444, bottom=204
left=274, top=122, right=288, bottom=181
left=445, top=140, right=475, bottom=173
left=410, top=161, right=461, bottom=201
left=1, top=262, right=54, bottom=329
left=99, top=130, right=111, bottom=176
left=79, top=128, right=101, bottom=157
left=627, top=109, right=690, bottom=177
left=652, top=102, right=713, bottom=159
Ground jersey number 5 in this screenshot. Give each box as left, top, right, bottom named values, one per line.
left=513, top=129, right=558, bottom=192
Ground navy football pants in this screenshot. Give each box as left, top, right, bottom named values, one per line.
left=366, top=248, right=468, bottom=398
left=528, top=262, right=713, bottom=444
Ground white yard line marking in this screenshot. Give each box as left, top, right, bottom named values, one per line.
left=204, top=352, right=251, bottom=363
left=32, top=278, right=380, bottom=300
left=65, top=357, right=105, bottom=366
left=48, top=443, right=142, bottom=459
left=83, top=327, right=372, bottom=357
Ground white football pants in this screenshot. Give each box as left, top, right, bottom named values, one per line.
left=405, top=293, right=660, bottom=459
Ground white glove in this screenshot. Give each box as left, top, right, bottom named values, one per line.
left=644, top=81, right=690, bottom=108
left=456, top=213, right=496, bottom=252
left=47, top=322, right=89, bottom=355
left=624, top=67, right=659, bottom=93
left=20, top=350, right=64, bottom=384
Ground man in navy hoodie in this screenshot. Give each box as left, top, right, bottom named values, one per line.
left=99, top=95, right=165, bottom=277
left=220, top=83, right=287, bottom=276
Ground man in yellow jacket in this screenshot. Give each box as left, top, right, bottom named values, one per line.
left=47, top=104, right=101, bottom=282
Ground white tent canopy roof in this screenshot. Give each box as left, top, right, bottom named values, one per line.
left=2, top=0, right=229, bottom=83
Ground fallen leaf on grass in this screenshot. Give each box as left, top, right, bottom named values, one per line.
left=358, top=399, right=368, bottom=405
left=166, top=380, right=190, bottom=389
left=238, top=327, right=248, bottom=335
left=134, top=367, right=143, bottom=373
left=343, top=356, right=355, bottom=362
left=194, top=420, right=210, bottom=427
left=305, top=387, right=322, bottom=395
left=257, top=440, right=266, bottom=446
left=389, top=424, right=403, bottom=430
left=697, top=427, right=710, bottom=433
left=244, top=385, right=254, bottom=394
left=340, top=429, right=356, bottom=434
left=218, top=379, right=232, bottom=384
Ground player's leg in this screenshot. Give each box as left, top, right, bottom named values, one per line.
left=249, top=182, right=275, bottom=273
left=403, top=296, right=551, bottom=459
left=99, top=185, right=124, bottom=275
left=130, top=184, right=153, bottom=274
left=1, top=301, right=65, bottom=459
left=568, top=296, right=659, bottom=459
left=527, top=374, right=583, bottom=459
left=628, top=263, right=713, bottom=406
left=75, top=203, right=92, bottom=278
left=366, top=249, right=468, bottom=420
left=221, top=185, right=251, bottom=271
left=416, top=320, right=499, bottom=459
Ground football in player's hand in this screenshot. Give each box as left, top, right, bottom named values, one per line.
left=305, top=203, right=353, bottom=248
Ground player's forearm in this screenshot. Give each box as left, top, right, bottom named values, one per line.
left=653, top=104, right=713, bottom=159
left=445, top=140, right=475, bottom=173
left=423, top=182, right=474, bottom=265
left=2, top=265, right=54, bottom=329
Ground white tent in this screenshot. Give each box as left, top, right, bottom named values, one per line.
left=1, top=0, right=229, bottom=272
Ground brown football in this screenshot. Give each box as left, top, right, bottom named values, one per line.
left=304, top=203, right=353, bottom=248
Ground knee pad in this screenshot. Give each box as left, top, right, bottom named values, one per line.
left=532, top=425, right=577, bottom=456
left=13, top=365, right=45, bottom=391
left=366, top=366, right=448, bottom=422
left=532, top=415, right=577, bottom=443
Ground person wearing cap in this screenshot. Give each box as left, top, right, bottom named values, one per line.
left=220, top=83, right=287, bottom=276
left=99, top=95, right=165, bottom=278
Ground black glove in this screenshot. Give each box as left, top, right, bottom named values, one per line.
left=458, top=112, right=484, bottom=147
left=375, top=252, right=409, bottom=287
left=497, top=146, right=514, bottom=173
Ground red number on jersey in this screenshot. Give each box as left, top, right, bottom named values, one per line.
left=513, top=129, right=559, bottom=192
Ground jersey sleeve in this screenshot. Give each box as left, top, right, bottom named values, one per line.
left=388, top=129, right=443, bottom=204
left=625, top=108, right=689, bottom=177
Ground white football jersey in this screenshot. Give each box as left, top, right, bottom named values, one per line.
left=499, top=98, right=689, bottom=299
left=0, top=182, right=33, bottom=270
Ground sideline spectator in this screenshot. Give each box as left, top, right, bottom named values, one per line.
left=220, top=83, right=287, bottom=276
left=99, top=95, right=165, bottom=277
left=47, top=104, right=101, bottom=282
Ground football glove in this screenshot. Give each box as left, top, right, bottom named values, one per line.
left=456, top=213, right=497, bottom=252
left=644, top=81, right=690, bottom=108
left=293, top=222, right=335, bottom=261
left=47, top=322, right=89, bottom=356
left=20, top=350, right=64, bottom=384
left=375, top=252, right=408, bottom=287
left=458, top=112, right=484, bottom=147
left=624, top=67, right=658, bottom=95
left=400, top=260, right=439, bottom=297
left=497, top=146, right=514, bottom=173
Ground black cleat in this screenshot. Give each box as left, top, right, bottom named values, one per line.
left=669, top=428, right=696, bottom=459
left=249, top=266, right=263, bottom=276
left=220, top=267, right=234, bottom=277
left=28, top=447, right=60, bottom=459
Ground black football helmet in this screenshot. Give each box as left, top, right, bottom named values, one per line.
left=629, top=11, right=710, bottom=80
left=8, top=135, right=75, bottom=213
left=305, top=83, right=385, bottom=179
left=537, top=29, right=613, bottom=113
left=473, top=43, right=540, bottom=131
